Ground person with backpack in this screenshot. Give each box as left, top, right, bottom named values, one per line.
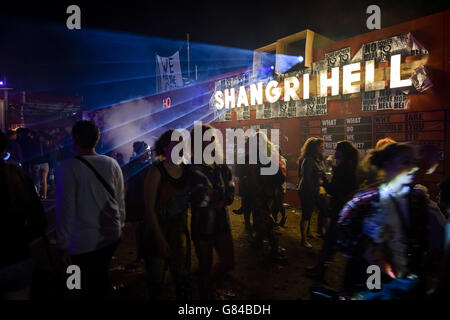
left=141, top=130, right=191, bottom=300
left=55, top=121, right=125, bottom=299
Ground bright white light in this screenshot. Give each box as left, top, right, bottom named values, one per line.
left=265, top=80, right=281, bottom=103
left=224, top=88, right=236, bottom=109
left=343, top=63, right=361, bottom=94
left=249, top=82, right=263, bottom=106
left=365, top=60, right=385, bottom=91
left=320, top=67, right=340, bottom=96
left=298, top=56, right=304, bottom=63
left=303, top=74, right=310, bottom=99
left=270, top=65, right=274, bottom=70
left=236, top=86, right=249, bottom=108
left=214, top=91, right=224, bottom=110
left=284, top=77, right=300, bottom=102
left=390, top=54, right=412, bottom=88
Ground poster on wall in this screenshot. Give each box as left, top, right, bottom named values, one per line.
left=325, top=47, right=351, bottom=68
left=214, top=72, right=251, bottom=93
left=295, top=97, right=328, bottom=117
left=256, top=103, right=264, bottom=120
left=214, top=108, right=232, bottom=122
left=362, top=88, right=409, bottom=112
left=351, top=33, right=428, bottom=63
left=236, top=105, right=250, bottom=121
left=156, top=52, right=184, bottom=92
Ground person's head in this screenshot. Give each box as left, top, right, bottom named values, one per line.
left=299, top=137, right=324, bottom=162
left=154, top=130, right=175, bottom=163
left=370, top=142, right=418, bottom=185
left=375, top=137, right=396, bottom=150
left=335, top=140, right=359, bottom=170
left=132, top=141, right=150, bottom=163
left=72, top=120, right=100, bottom=153
left=28, top=130, right=36, bottom=140
left=0, top=129, right=7, bottom=155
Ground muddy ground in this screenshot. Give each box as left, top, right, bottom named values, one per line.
left=109, top=196, right=347, bottom=300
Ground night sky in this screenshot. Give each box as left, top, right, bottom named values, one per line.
left=2, top=0, right=448, bottom=48
left=1, top=0, right=448, bottom=107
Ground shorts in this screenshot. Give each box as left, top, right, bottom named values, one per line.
left=32, top=163, right=49, bottom=173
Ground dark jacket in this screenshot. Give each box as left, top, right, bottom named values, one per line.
left=0, top=162, right=47, bottom=268
left=323, top=164, right=358, bottom=216
left=298, top=156, right=325, bottom=196
left=189, top=164, right=235, bottom=241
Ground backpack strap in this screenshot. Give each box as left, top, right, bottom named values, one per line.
left=76, top=156, right=115, bottom=199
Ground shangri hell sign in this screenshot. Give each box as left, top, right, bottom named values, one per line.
left=212, top=33, right=431, bottom=121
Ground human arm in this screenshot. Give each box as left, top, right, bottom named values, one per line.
left=55, top=162, right=76, bottom=265
left=143, top=165, right=169, bottom=257
left=116, top=162, right=126, bottom=229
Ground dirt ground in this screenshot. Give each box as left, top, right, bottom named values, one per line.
left=109, top=196, right=347, bottom=300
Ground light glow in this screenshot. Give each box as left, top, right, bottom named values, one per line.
left=342, top=62, right=361, bottom=94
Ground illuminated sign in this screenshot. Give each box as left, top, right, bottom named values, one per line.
left=213, top=54, right=413, bottom=110
left=163, top=97, right=172, bottom=109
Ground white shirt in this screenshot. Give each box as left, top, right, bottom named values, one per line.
left=56, top=155, right=125, bottom=255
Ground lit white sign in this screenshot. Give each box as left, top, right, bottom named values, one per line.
left=213, top=54, right=412, bottom=110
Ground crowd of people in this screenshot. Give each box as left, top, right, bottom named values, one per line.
left=4, top=127, right=73, bottom=199
left=1, top=119, right=449, bottom=300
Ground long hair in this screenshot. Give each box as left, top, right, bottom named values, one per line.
left=336, top=141, right=359, bottom=174
left=297, top=137, right=324, bottom=166
left=189, top=123, right=224, bottom=164
left=153, top=130, right=173, bottom=157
